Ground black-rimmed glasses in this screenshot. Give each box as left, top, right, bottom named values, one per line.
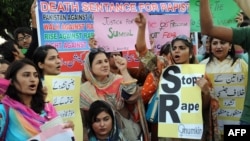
left=17, top=35, right=31, bottom=42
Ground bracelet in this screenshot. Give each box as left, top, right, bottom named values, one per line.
left=121, top=79, right=137, bottom=85
left=121, top=82, right=137, bottom=94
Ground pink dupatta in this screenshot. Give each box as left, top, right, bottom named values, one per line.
left=1, top=96, right=57, bottom=132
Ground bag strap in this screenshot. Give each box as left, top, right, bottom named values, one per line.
left=0, top=104, right=9, bottom=140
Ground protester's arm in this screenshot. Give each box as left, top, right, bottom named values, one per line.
left=113, top=55, right=139, bottom=102
left=135, top=13, right=147, bottom=54
left=31, top=0, right=37, bottom=28
left=88, top=35, right=97, bottom=48
left=26, top=0, right=39, bottom=59
left=234, top=0, right=250, bottom=19
left=200, top=0, right=233, bottom=42
left=114, top=55, right=136, bottom=83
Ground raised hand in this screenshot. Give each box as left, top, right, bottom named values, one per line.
left=235, top=12, right=244, bottom=26
left=113, top=55, right=127, bottom=72
left=135, top=13, right=146, bottom=28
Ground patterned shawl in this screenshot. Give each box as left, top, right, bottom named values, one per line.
left=1, top=96, right=57, bottom=139
left=80, top=52, right=150, bottom=141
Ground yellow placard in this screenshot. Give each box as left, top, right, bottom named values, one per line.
left=158, top=64, right=205, bottom=139
left=207, top=72, right=247, bottom=134
left=44, top=75, right=83, bottom=141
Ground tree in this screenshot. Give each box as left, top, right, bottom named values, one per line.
left=0, top=0, right=33, bottom=40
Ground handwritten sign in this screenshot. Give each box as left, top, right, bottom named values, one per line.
left=37, top=0, right=190, bottom=72
left=44, top=75, right=83, bottom=141
left=93, top=12, right=151, bottom=52
left=207, top=72, right=247, bottom=134
left=28, top=125, right=75, bottom=141
left=158, top=64, right=205, bottom=139
left=190, top=0, right=240, bottom=32
left=59, top=51, right=88, bottom=72
left=148, top=14, right=190, bottom=53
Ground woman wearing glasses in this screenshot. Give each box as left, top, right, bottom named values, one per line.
left=80, top=47, right=149, bottom=141
left=135, top=13, right=211, bottom=141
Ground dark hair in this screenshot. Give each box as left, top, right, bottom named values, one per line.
left=171, top=35, right=196, bottom=64
left=0, top=59, right=10, bottom=65
left=88, top=100, right=114, bottom=135
left=240, top=11, right=250, bottom=21
left=106, top=52, right=123, bottom=58
left=239, top=20, right=250, bottom=27
left=32, top=45, right=58, bottom=77
left=14, top=27, right=32, bottom=41
left=198, top=32, right=202, bottom=45
left=0, top=40, right=19, bottom=62
left=159, top=42, right=171, bottom=56
left=208, top=37, right=238, bottom=66
left=89, top=48, right=108, bottom=68
left=4, top=59, right=45, bottom=114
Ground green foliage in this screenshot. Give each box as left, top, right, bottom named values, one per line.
left=0, top=0, right=33, bottom=40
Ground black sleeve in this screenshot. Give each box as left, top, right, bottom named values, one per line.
left=25, top=28, right=39, bottom=60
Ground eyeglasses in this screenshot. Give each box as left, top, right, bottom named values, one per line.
left=90, top=47, right=106, bottom=53
left=17, top=35, right=31, bottom=42
left=172, top=35, right=191, bottom=43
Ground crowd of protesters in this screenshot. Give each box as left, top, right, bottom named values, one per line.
left=1, top=0, right=250, bottom=141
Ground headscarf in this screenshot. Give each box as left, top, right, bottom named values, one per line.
left=84, top=52, right=116, bottom=88
left=80, top=52, right=124, bottom=111
left=81, top=52, right=150, bottom=141
left=88, top=100, right=127, bottom=141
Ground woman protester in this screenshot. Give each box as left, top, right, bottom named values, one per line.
left=32, top=45, right=62, bottom=79
left=0, top=59, right=73, bottom=140
left=200, top=0, right=250, bottom=126
left=135, top=13, right=212, bottom=141
left=199, top=37, right=248, bottom=140
left=88, top=100, right=127, bottom=141
left=80, top=47, right=149, bottom=141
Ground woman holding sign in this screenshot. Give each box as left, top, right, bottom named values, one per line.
left=80, top=47, right=149, bottom=141
left=135, top=13, right=212, bottom=141
left=200, top=0, right=249, bottom=140
left=199, top=37, right=248, bottom=140
left=0, top=59, right=74, bottom=140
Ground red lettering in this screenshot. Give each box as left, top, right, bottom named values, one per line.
left=162, top=32, right=176, bottom=38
